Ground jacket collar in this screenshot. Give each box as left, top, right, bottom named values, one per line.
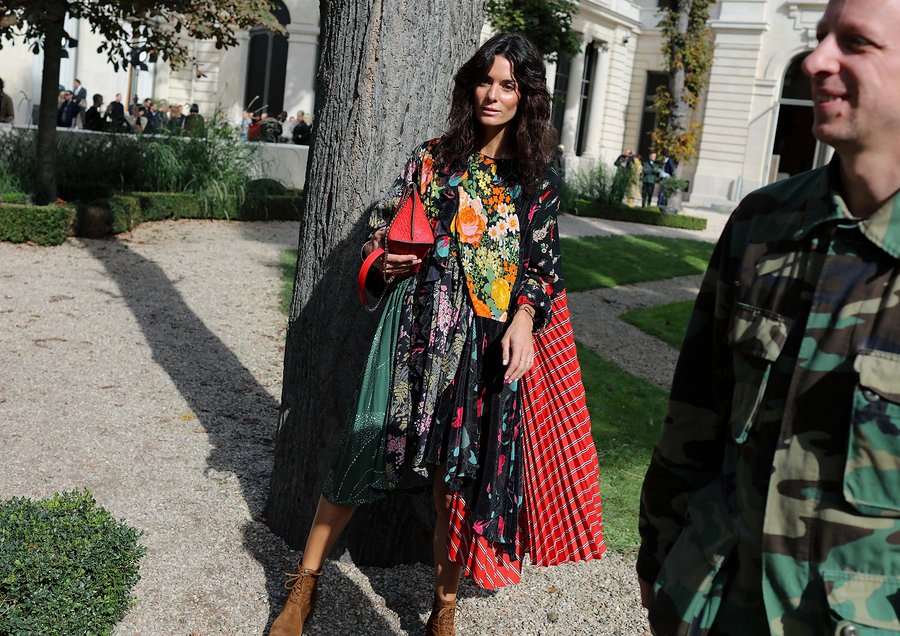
left=794, top=158, right=900, bottom=260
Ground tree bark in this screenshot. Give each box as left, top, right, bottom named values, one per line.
left=34, top=2, right=67, bottom=205
left=266, top=0, right=484, bottom=565
left=668, top=0, right=692, bottom=180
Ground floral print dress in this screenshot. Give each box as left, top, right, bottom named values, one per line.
left=324, top=138, right=562, bottom=559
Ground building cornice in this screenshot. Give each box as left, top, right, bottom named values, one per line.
left=579, top=0, right=642, bottom=31
left=709, top=20, right=770, bottom=34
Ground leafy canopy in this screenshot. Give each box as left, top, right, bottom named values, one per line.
left=651, top=0, right=715, bottom=164
left=0, top=0, right=281, bottom=72
left=485, top=0, right=579, bottom=61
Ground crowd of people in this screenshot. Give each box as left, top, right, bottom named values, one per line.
left=56, top=83, right=211, bottom=136
left=614, top=147, right=678, bottom=209
left=46, top=78, right=313, bottom=144
left=239, top=109, right=312, bottom=144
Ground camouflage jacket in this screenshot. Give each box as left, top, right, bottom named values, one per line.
left=638, top=160, right=900, bottom=635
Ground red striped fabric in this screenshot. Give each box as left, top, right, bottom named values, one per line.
left=446, top=292, right=605, bottom=589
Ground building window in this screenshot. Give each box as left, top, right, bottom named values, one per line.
left=245, top=1, right=290, bottom=115
left=637, top=71, right=668, bottom=159
left=575, top=43, right=598, bottom=156
left=551, top=55, right=571, bottom=138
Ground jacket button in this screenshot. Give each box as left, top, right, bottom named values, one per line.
left=839, top=624, right=860, bottom=636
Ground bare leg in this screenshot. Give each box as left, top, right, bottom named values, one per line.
left=300, top=495, right=355, bottom=571
left=432, top=469, right=463, bottom=602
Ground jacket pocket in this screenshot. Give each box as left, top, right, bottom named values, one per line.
left=843, top=349, right=900, bottom=517
left=824, top=570, right=900, bottom=633
left=651, top=480, right=738, bottom=635
left=727, top=303, right=791, bottom=444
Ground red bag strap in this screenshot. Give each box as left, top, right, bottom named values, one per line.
left=356, top=247, right=385, bottom=310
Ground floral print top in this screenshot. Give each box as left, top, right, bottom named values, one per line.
left=370, top=139, right=562, bottom=329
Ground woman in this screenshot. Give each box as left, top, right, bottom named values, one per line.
left=270, top=33, right=604, bottom=636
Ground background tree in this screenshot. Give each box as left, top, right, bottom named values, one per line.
left=485, top=0, right=579, bottom=61
left=0, top=0, right=279, bottom=204
left=265, top=2, right=483, bottom=565
left=650, top=0, right=714, bottom=171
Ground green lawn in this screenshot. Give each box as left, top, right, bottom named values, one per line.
left=620, top=300, right=695, bottom=349
left=560, top=235, right=713, bottom=292
left=577, top=342, right=667, bottom=553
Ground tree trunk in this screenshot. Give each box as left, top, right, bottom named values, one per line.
left=668, top=0, right=692, bottom=182
left=35, top=3, right=67, bottom=205
left=266, top=0, right=484, bottom=565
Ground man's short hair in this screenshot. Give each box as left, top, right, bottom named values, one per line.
left=189, top=103, right=199, bottom=113
left=74, top=79, right=81, bottom=85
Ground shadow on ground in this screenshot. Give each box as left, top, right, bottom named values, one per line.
left=82, top=235, right=402, bottom=633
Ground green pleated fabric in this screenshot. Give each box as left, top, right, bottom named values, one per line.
left=322, top=277, right=427, bottom=505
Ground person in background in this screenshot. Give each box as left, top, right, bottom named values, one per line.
left=57, top=91, right=78, bottom=128
left=614, top=147, right=633, bottom=171
left=72, top=79, right=87, bottom=128
left=183, top=103, right=205, bottom=135
left=84, top=94, right=104, bottom=131
left=656, top=151, right=678, bottom=208
left=638, top=0, right=900, bottom=633
left=625, top=154, right=643, bottom=207
left=105, top=93, right=127, bottom=132
left=240, top=110, right=252, bottom=140
left=292, top=110, right=312, bottom=145
left=641, top=152, right=660, bottom=208
left=169, top=104, right=185, bottom=131
left=0, top=78, right=14, bottom=124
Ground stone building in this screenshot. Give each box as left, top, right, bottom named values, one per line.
left=0, top=0, right=829, bottom=206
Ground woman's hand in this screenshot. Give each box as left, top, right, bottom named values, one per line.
left=363, top=228, right=422, bottom=278
left=501, top=307, right=535, bottom=383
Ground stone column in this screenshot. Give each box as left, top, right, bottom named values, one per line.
left=545, top=59, right=557, bottom=96
left=581, top=41, right=610, bottom=159
left=560, top=36, right=588, bottom=153
left=284, top=22, right=320, bottom=117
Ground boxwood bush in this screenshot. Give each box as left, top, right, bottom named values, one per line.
left=568, top=198, right=707, bottom=231
left=0, top=203, right=75, bottom=245
left=0, top=490, right=146, bottom=635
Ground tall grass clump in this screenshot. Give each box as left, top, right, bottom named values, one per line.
left=0, top=110, right=264, bottom=214
left=562, top=160, right=630, bottom=211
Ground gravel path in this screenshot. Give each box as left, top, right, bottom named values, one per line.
left=0, top=210, right=727, bottom=634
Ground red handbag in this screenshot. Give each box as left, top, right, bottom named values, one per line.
left=357, top=182, right=434, bottom=310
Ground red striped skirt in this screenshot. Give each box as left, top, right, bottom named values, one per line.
left=446, top=291, right=606, bottom=589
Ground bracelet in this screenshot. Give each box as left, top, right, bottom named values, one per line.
left=360, top=240, right=370, bottom=262
left=518, top=304, right=536, bottom=320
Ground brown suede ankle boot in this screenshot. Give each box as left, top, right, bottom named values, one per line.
left=268, top=564, right=322, bottom=636
left=424, top=594, right=457, bottom=636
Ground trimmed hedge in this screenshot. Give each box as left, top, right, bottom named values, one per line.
left=3, top=189, right=304, bottom=244
left=0, top=490, right=146, bottom=635
left=0, top=203, right=75, bottom=245
left=569, top=198, right=708, bottom=231
left=137, top=191, right=203, bottom=221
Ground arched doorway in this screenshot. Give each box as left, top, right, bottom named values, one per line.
left=244, top=1, right=290, bottom=115
left=769, top=54, right=831, bottom=181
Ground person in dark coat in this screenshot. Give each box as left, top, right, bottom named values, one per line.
left=84, top=94, right=105, bottom=131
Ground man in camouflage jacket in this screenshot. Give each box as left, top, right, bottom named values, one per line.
left=637, top=0, right=900, bottom=633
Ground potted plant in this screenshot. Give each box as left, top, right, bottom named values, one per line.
left=657, top=176, right=689, bottom=214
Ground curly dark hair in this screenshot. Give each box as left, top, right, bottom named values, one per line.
left=436, top=33, right=556, bottom=191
